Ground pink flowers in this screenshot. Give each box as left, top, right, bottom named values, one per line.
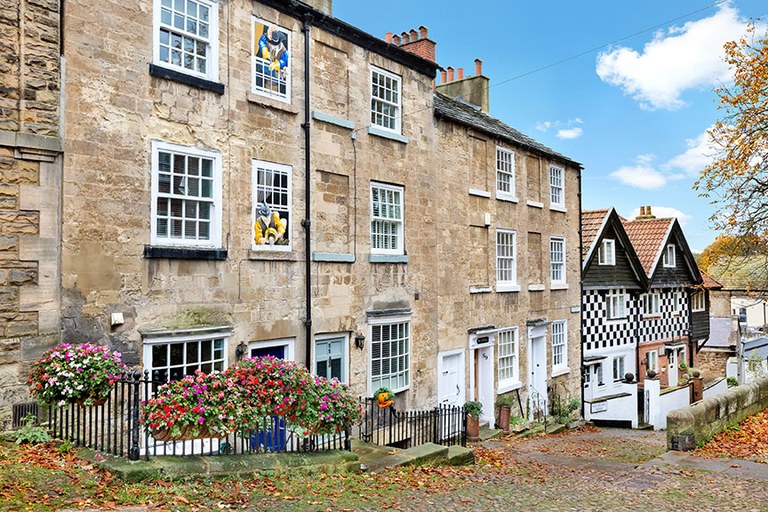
left=27, top=343, right=128, bottom=406
left=142, top=356, right=361, bottom=439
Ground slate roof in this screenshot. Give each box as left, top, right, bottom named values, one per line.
left=704, top=316, right=736, bottom=350
left=433, top=92, right=582, bottom=168
left=622, top=217, right=674, bottom=276
left=581, top=209, right=610, bottom=259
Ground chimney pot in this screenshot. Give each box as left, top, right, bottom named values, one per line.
left=401, top=31, right=409, bottom=44
left=447, top=66, right=454, bottom=82
left=440, top=69, right=447, bottom=84
left=475, top=58, right=483, bottom=76
left=458, top=68, right=464, bottom=80
left=392, top=34, right=400, bottom=45
left=409, top=28, right=418, bottom=41
left=385, top=32, right=393, bottom=44
left=646, top=206, right=653, bottom=217
left=419, top=25, right=428, bottom=39
left=640, top=206, right=646, bottom=216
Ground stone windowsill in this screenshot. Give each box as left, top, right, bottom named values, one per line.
left=248, top=249, right=298, bottom=261
left=247, top=92, right=300, bottom=115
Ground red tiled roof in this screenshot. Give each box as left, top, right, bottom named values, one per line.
left=700, top=271, right=723, bottom=290
left=622, top=217, right=674, bottom=275
left=581, top=209, right=610, bottom=259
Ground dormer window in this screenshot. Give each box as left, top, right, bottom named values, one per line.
left=598, top=239, right=615, bottom=266
left=663, top=244, right=676, bottom=268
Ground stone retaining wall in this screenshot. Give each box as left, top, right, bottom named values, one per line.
left=667, top=377, right=768, bottom=451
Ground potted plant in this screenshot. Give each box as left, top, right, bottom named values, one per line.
left=27, top=343, right=128, bottom=406
left=495, top=393, right=516, bottom=433
left=464, top=400, right=483, bottom=441
left=373, top=387, right=395, bottom=408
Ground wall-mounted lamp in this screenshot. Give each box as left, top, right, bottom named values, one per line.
left=235, top=341, right=247, bottom=360
left=354, top=333, right=366, bottom=350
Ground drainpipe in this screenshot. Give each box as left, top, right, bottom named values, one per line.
left=577, top=166, right=585, bottom=420
left=302, top=13, right=313, bottom=369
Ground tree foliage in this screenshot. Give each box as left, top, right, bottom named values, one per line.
left=699, top=234, right=768, bottom=292
left=695, top=22, right=768, bottom=238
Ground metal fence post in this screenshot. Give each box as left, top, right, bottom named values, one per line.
left=128, top=370, right=141, bottom=461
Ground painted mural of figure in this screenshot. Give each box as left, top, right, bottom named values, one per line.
left=258, top=25, right=289, bottom=78
left=254, top=202, right=286, bottom=245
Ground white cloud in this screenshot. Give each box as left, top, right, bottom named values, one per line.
left=610, top=154, right=667, bottom=189
left=596, top=2, right=748, bottom=110
left=628, top=206, right=693, bottom=227
left=557, top=127, right=583, bottom=140
left=537, top=118, right=583, bottom=138
left=663, top=129, right=716, bottom=176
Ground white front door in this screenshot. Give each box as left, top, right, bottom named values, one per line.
left=668, top=349, right=678, bottom=386
left=438, top=350, right=465, bottom=407
left=528, top=326, right=548, bottom=420
left=472, top=345, right=495, bottom=426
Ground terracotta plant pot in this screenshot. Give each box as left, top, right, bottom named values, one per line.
left=466, top=415, right=480, bottom=442
left=498, top=405, right=511, bottom=434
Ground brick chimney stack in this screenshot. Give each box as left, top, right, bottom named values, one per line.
left=636, top=206, right=656, bottom=220
left=385, top=25, right=436, bottom=63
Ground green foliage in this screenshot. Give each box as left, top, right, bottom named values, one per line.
left=552, top=396, right=581, bottom=424
left=464, top=400, right=483, bottom=418
left=727, top=376, right=738, bottom=387
left=495, top=393, right=516, bottom=408
left=58, top=439, right=74, bottom=454
left=509, top=415, right=526, bottom=427
left=373, top=387, right=395, bottom=402
left=14, top=415, right=51, bottom=445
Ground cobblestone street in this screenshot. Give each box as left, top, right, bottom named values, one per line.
left=390, top=427, right=768, bottom=512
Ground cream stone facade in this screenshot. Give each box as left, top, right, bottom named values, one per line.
left=0, top=0, right=63, bottom=428
left=1, top=0, right=583, bottom=426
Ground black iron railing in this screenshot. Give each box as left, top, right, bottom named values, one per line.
left=358, top=398, right=466, bottom=448
left=47, top=371, right=350, bottom=461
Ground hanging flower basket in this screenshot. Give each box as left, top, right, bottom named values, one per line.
left=27, top=343, right=128, bottom=406
left=75, top=396, right=108, bottom=407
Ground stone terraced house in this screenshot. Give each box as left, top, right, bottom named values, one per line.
left=1, top=0, right=582, bottom=429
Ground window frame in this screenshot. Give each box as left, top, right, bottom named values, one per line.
left=142, top=330, right=230, bottom=385
left=550, top=236, right=566, bottom=285
left=495, top=146, right=516, bottom=201
left=370, top=182, right=404, bottom=255
left=370, top=66, right=402, bottom=134
left=150, top=140, right=222, bottom=249
left=152, top=0, right=219, bottom=82
left=663, top=244, right=676, bottom=268
left=368, top=315, right=411, bottom=394
left=691, top=291, right=706, bottom=312
left=251, top=16, right=292, bottom=103
left=551, top=320, right=567, bottom=371
left=497, top=327, right=520, bottom=390
left=496, top=228, right=519, bottom=292
left=252, top=159, right=292, bottom=252
left=646, top=350, right=659, bottom=372
left=549, top=165, right=565, bottom=210
left=613, top=356, right=625, bottom=381
left=598, top=239, right=615, bottom=266
left=314, top=333, right=348, bottom=384
left=641, top=292, right=661, bottom=317
left=606, top=292, right=627, bottom=320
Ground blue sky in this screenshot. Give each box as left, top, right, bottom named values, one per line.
left=333, top=0, right=767, bottom=252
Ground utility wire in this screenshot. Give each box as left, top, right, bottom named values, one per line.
left=352, top=0, right=730, bottom=134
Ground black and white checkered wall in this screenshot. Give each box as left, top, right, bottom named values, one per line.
left=582, top=288, right=689, bottom=353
